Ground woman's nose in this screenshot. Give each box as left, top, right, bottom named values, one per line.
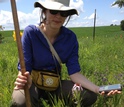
left=55, top=12, right=61, bottom=17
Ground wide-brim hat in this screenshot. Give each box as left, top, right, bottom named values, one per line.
left=34, top=0, right=78, bottom=15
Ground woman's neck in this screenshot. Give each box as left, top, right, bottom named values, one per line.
left=40, top=23, right=60, bottom=44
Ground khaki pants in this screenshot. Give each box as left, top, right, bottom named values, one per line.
left=10, top=80, right=97, bottom=107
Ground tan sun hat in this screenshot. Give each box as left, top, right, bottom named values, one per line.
left=34, top=0, right=78, bottom=15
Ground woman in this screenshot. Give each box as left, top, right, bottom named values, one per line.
left=11, top=0, right=121, bottom=107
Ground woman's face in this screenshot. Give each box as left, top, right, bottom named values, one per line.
left=44, top=9, right=68, bottom=29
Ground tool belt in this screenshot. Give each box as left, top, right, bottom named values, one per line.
left=31, top=70, right=60, bottom=91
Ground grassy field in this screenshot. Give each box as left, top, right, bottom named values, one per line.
left=0, top=25, right=124, bottom=107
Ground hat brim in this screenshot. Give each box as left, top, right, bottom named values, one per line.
left=34, top=1, right=78, bottom=15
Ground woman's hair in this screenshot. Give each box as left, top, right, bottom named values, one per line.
left=40, top=8, right=46, bottom=23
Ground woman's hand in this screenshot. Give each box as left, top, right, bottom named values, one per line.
left=100, top=90, right=121, bottom=96
left=14, top=71, right=32, bottom=90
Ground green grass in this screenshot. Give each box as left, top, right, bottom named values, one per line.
left=0, top=26, right=124, bottom=107
left=69, top=26, right=123, bottom=37
left=0, top=30, right=18, bottom=106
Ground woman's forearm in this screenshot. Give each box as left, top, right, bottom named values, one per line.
left=70, top=72, right=99, bottom=93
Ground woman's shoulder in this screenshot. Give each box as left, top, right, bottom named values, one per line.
left=62, top=26, right=73, bottom=32
left=24, top=24, right=38, bottom=32
left=22, top=24, right=40, bottom=39
left=61, top=26, right=76, bottom=36
left=61, top=26, right=77, bottom=41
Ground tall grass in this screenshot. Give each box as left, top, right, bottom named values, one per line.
left=0, top=26, right=124, bottom=107
left=0, top=31, right=18, bottom=106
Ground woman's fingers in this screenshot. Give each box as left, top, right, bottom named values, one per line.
left=14, top=71, right=31, bottom=89
left=100, top=90, right=121, bottom=96
left=107, top=90, right=121, bottom=96
left=107, top=90, right=114, bottom=96
left=100, top=91, right=105, bottom=95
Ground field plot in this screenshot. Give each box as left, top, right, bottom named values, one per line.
left=0, top=26, right=124, bottom=107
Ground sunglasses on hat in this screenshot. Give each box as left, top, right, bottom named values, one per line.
left=49, top=10, right=69, bottom=17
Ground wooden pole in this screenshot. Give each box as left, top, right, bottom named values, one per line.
left=93, top=9, right=96, bottom=41
left=10, top=0, right=31, bottom=107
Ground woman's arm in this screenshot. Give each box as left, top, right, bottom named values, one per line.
left=70, top=72, right=121, bottom=95
left=70, top=72, right=100, bottom=93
